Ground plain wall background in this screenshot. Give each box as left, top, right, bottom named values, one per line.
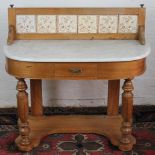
left=0, top=0, right=155, bottom=108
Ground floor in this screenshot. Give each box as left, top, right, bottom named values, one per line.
left=0, top=114, right=155, bottom=155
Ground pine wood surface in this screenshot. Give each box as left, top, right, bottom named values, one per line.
left=7, top=7, right=145, bottom=41
left=30, top=80, right=43, bottom=116
left=6, top=58, right=146, bottom=80
left=107, top=80, right=120, bottom=115
left=6, top=6, right=147, bottom=152
left=15, top=115, right=135, bottom=151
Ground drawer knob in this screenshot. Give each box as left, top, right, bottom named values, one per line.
left=69, top=68, right=82, bottom=74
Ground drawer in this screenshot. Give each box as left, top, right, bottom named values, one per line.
left=6, top=59, right=55, bottom=79
left=55, top=63, right=97, bottom=77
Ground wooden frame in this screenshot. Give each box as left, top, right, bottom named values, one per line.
left=5, top=6, right=148, bottom=152
left=6, top=58, right=146, bottom=80
left=7, top=7, right=145, bottom=44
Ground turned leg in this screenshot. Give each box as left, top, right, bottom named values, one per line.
left=30, top=79, right=43, bottom=116
left=16, top=78, right=31, bottom=150
left=119, top=78, right=135, bottom=151
left=107, top=80, right=120, bottom=116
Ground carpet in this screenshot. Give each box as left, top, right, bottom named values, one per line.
left=0, top=122, right=155, bottom=155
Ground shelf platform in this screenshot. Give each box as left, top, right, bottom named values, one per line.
left=15, top=115, right=136, bottom=151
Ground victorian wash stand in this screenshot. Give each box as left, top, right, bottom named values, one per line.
left=4, top=6, right=150, bottom=151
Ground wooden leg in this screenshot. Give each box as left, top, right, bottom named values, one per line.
left=16, top=78, right=31, bottom=150
left=30, top=79, right=43, bottom=116
left=107, top=80, right=120, bottom=116
left=119, top=79, right=136, bottom=151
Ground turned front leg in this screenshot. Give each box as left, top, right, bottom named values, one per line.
left=16, top=78, right=31, bottom=147
left=119, top=79, right=135, bottom=151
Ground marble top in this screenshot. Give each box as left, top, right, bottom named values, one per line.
left=4, top=40, right=151, bottom=62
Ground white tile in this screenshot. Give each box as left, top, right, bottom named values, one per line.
left=78, top=15, right=97, bottom=33
left=37, top=15, right=56, bottom=33
left=16, top=15, right=36, bottom=33
left=99, top=15, right=118, bottom=33
left=119, top=15, right=138, bottom=33
left=58, top=15, right=77, bottom=33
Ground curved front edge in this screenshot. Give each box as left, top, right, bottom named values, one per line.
left=15, top=115, right=132, bottom=151
left=5, top=58, right=146, bottom=80
left=97, top=58, right=146, bottom=80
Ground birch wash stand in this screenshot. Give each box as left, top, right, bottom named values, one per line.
left=4, top=6, right=150, bottom=152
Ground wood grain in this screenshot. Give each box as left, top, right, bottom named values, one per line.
left=15, top=115, right=127, bottom=151
left=6, top=59, right=54, bottom=79
left=138, top=25, right=145, bottom=45
left=98, top=59, right=146, bottom=80
left=8, top=8, right=16, bottom=28
left=7, top=25, right=15, bottom=45
left=107, top=80, right=120, bottom=116
left=7, top=7, right=145, bottom=41
left=16, top=33, right=138, bottom=40
left=16, top=78, right=31, bottom=147
left=119, top=79, right=134, bottom=151
left=6, top=58, right=146, bottom=80
left=30, top=79, right=43, bottom=116
left=14, top=8, right=139, bottom=15
left=55, top=63, right=97, bottom=77
left=6, top=7, right=147, bottom=152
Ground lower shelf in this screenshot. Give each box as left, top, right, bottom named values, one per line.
left=15, top=115, right=135, bottom=151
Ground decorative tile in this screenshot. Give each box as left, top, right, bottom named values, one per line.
left=16, top=15, right=36, bottom=33
left=99, top=15, right=118, bottom=33
left=58, top=15, right=77, bottom=33
left=78, top=15, right=97, bottom=33
left=37, top=15, right=56, bottom=33
left=119, top=15, right=138, bottom=33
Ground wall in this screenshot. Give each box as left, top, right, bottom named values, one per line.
left=0, top=0, right=155, bottom=107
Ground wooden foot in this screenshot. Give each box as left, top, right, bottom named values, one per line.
left=119, top=122, right=136, bottom=151
left=119, top=79, right=135, bottom=151
left=16, top=78, right=31, bottom=151
left=14, top=78, right=136, bottom=152
left=15, top=115, right=123, bottom=151
left=15, top=135, right=33, bottom=151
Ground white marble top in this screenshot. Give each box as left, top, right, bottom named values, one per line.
left=4, top=40, right=151, bottom=62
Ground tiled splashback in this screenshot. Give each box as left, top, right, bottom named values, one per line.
left=16, top=15, right=138, bottom=34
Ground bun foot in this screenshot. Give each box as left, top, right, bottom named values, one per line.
left=15, top=136, right=33, bottom=152
left=119, top=135, right=136, bottom=151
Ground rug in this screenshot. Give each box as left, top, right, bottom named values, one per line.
left=1, top=105, right=155, bottom=124
left=0, top=122, right=155, bottom=155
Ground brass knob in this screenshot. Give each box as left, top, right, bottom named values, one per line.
left=69, top=68, right=82, bottom=74
left=140, top=4, right=144, bottom=8
left=10, top=4, right=14, bottom=8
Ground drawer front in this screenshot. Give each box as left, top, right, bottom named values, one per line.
left=55, top=63, right=97, bottom=77
left=6, top=59, right=54, bottom=79
left=97, top=59, right=146, bottom=80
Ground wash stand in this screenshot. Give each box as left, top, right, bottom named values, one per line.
left=4, top=6, right=150, bottom=151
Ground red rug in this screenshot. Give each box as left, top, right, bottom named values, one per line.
left=0, top=122, right=155, bottom=155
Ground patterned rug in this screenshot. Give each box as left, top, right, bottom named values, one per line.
left=0, top=122, right=155, bottom=155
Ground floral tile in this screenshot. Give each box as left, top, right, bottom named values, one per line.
left=78, top=15, right=97, bottom=33
left=16, top=15, right=36, bottom=33
left=37, top=15, right=56, bottom=33
left=99, top=15, right=118, bottom=33
left=58, top=15, right=77, bottom=33
left=119, top=15, right=138, bottom=33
